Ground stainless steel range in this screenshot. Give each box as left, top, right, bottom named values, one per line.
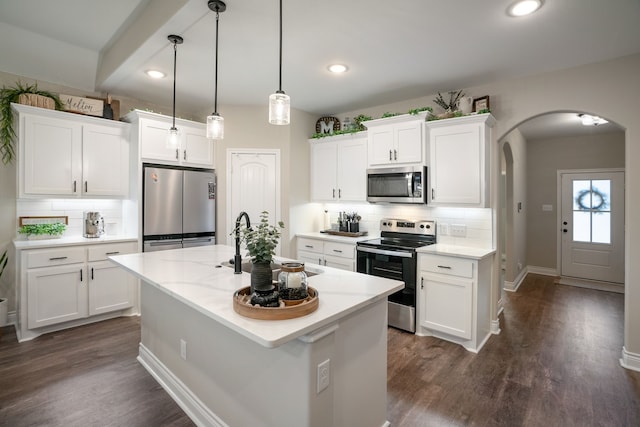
left=356, top=218, right=436, bottom=333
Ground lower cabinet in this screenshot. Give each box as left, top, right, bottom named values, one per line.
left=297, top=237, right=356, bottom=272
left=417, top=252, right=492, bottom=352
left=18, top=241, right=138, bottom=340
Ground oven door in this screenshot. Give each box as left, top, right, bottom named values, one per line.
left=356, top=246, right=417, bottom=332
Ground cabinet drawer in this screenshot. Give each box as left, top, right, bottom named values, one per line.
left=324, top=242, right=354, bottom=259
left=26, top=247, right=85, bottom=268
left=298, top=238, right=323, bottom=254
left=87, top=242, right=137, bottom=262
left=421, top=255, right=474, bottom=278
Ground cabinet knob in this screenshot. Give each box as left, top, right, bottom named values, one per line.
left=421, top=277, right=424, bottom=289
left=175, top=149, right=179, bottom=160
left=394, top=149, right=397, bottom=160
left=184, top=150, right=187, bottom=161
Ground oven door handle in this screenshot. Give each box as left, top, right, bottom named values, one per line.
left=357, top=246, right=414, bottom=258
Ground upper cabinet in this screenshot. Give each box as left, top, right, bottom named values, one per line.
left=309, top=132, right=367, bottom=202
left=425, top=113, right=496, bottom=207
left=15, top=104, right=130, bottom=198
left=124, top=110, right=213, bottom=168
left=363, top=112, right=428, bottom=167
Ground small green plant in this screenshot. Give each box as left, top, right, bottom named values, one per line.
left=18, top=223, right=66, bottom=237
left=433, top=90, right=465, bottom=112
left=235, top=211, right=284, bottom=264
left=476, top=108, right=491, bottom=114
left=382, top=112, right=400, bottom=118
left=1, top=81, right=64, bottom=164
left=408, top=106, right=433, bottom=115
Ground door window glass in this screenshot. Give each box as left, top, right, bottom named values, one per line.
left=572, top=179, right=611, bottom=244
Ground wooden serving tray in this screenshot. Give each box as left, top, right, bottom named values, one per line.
left=233, top=286, right=319, bottom=320
left=321, top=230, right=368, bottom=237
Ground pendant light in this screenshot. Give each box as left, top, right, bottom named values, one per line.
left=269, top=0, right=290, bottom=125
left=206, top=0, right=226, bottom=140
left=167, top=34, right=183, bottom=149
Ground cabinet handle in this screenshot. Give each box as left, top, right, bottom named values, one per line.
left=319, top=258, right=322, bottom=265
left=73, top=181, right=77, bottom=193
left=175, top=148, right=179, bottom=160
left=91, top=267, right=94, bottom=280
left=432, top=188, right=435, bottom=199
left=324, top=259, right=327, bottom=266
left=305, top=245, right=314, bottom=249
left=389, top=150, right=392, bottom=161
left=437, top=265, right=452, bottom=269
left=80, top=269, right=83, bottom=282
left=184, top=150, right=187, bottom=161
left=85, top=181, right=88, bottom=193
left=333, top=249, right=343, bottom=253
left=333, top=189, right=336, bottom=198
left=394, top=149, right=397, bottom=160
left=49, top=256, right=68, bottom=261
left=338, top=189, right=341, bottom=198
left=105, top=251, right=120, bottom=255
left=421, top=277, right=424, bottom=289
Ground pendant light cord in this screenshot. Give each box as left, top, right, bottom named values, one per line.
left=278, top=0, right=283, bottom=92
left=214, top=9, right=220, bottom=114
left=172, top=39, right=178, bottom=128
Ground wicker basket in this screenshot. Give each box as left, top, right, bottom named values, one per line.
left=18, top=93, right=55, bottom=110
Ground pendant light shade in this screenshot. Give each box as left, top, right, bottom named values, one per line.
left=269, top=0, right=290, bottom=125
left=167, top=34, right=183, bottom=149
left=206, top=0, right=226, bottom=140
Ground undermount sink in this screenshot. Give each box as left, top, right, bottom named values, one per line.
left=220, top=260, right=319, bottom=280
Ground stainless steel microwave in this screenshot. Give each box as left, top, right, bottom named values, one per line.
left=366, top=166, right=426, bottom=204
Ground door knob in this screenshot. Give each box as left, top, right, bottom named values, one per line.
left=563, top=229, right=568, bottom=233
left=563, top=221, right=568, bottom=225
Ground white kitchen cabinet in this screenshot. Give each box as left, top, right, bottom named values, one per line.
left=309, top=132, right=367, bottom=202
left=16, top=104, right=130, bottom=198
left=417, top=251, right=493, bottom=353
left=363, top=112, right=428, bottom=167
left=125, top=110, right=213, bottom=168
left=425, top=113, right=495, bottom=207
left=16, top=240, right=138, bottom=342
left=297, top=237, right=356, bottom=271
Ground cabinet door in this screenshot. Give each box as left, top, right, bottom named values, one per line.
left=337, top=137, right=367, bottom=201
left=88, top=260, right=135, bottom=315
left=182, top=124, right=214, bottom=167
left=23, top=114, right=82, bottom=196
left=394, top=122, right=423, bottom=164
left=367, top=126, right=394, bottom=166
left=140, top=118, right=180, bottom=163
left=310, top=141, right=338, bottom=201
left=323, top=255, right=354, bottom=271
left=421, top=272, right=473, bottom=339
left=297, top=250, right=323, bottom=266
left=82, top=124, right=129, bottom=196
left=429, top=123, right=483, bottom=205
left=27, top=264, right=87, bottom=328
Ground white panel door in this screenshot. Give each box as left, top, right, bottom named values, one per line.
left=228, top=150, right=280, bottom=247
left=89, top=260, right=135, bottom=315
left=560, top=170, right=625, bottom=283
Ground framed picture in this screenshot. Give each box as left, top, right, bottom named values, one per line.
left=473, top=95, right=490, bottom=112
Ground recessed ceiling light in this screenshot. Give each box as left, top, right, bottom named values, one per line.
left=146, top=69, right=166, bottom=79
left=508, top=0, right=543, bottom=17
left=328, top=64, right=348, bottom=74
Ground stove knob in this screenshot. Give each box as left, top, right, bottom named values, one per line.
left=420, top=224, right=425, bottom=229
left=382, top=222, right=387, bottom=226
left=425, top=224, right=431, bottom=229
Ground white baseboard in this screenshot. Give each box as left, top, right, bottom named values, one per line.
left=137, top=344, right=228, bottom=427
left=7, top=310, right=16, bottom=327
left=490, top=318, right=501, bottom=335
left=526, top=266, right=558, bottom=277
left=620, top=347, right=640, bottom=372
left=558, top=276, right=624, bottom=294
left=503, top=267, right=528, bottom=292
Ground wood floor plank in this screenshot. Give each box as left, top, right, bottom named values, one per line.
left=1, top=273, right=639, bottom=426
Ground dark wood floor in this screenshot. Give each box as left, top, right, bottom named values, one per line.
left=1, top=274, right=639, bottom=426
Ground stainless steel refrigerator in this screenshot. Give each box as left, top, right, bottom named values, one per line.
left=143, top=164, right=216, bottom=252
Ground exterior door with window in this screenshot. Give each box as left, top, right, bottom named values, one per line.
left=560, top=170, right=624, bottom=284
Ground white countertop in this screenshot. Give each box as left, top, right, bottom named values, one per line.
left=297, top=231, right=378, bottom=244
left=417, top=244, right=496, bottom=260
left=13, top=235, right=138, bottom=250
left=110, top=245, right=403, bottom=348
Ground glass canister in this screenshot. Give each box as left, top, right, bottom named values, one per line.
left=278, top=262, right=308, bottom=301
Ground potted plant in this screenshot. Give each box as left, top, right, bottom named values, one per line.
left=18, top=223, right=66, bottom=240
left=0, top=81, right=64, bottom=164
left=236, top=211, right=285, bottom=306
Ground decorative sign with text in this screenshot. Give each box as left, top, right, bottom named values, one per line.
left=60, top=94, right=104, bottom=117
left=315, top=116, right=341, bottom=135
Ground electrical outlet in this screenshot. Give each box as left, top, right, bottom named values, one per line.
left=438, top=223, right=449, bottom=236
left=180, top=339, right=187, bottom=360
left=450, top=224, right=467, bottom=237
left=317, top=359, right=330, bottom=393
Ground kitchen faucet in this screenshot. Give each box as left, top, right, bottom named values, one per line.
left=233, top=211, right=251, bottom=274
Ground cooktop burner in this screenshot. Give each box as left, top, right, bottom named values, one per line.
left=357, top=218, right=436, bottom=251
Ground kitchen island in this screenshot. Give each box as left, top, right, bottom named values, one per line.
left=110, top=245, right=403, bottom=427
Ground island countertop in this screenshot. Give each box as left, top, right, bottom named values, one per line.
left=110, top=244, right=403, bottom=348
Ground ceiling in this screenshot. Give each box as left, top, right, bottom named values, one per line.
left=1, top=0, right=639, bottom=138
